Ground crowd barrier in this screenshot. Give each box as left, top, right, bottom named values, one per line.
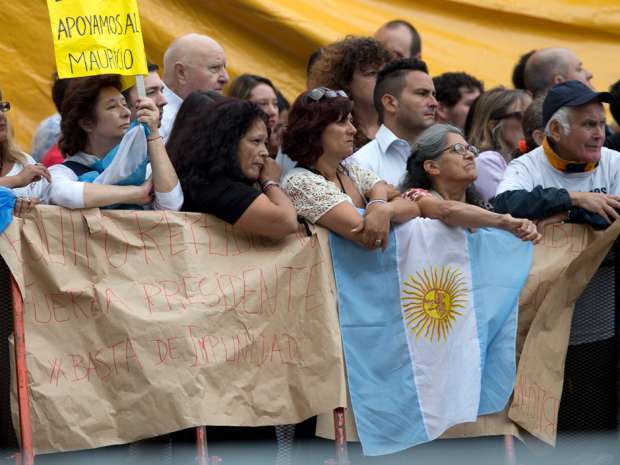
left=1, top=206, right=618, bottom=464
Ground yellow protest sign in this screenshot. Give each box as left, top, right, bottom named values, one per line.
left=47, top=0, right=148, bottom=78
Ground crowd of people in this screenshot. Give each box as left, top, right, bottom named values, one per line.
left=3, top=15, right=620, bottom=462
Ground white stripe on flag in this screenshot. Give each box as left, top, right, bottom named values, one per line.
left=395, top=219, right=481, bottom=439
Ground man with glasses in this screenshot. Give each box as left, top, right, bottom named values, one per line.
left=352, top=58, right=437, bottom=187
left=160, top=33, right=229, bottom=142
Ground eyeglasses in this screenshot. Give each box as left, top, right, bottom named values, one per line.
left=307, top=87, right=348, bottom=101
left=438, top=143, right=480, bottom=157
left=0, top=101, right=10, bottom=113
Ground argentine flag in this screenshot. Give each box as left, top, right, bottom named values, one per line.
left=329, top=219, right=533, bottom=456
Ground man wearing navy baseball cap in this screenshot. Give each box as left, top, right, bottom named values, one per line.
left=494, top=80, right=620, bottom=439
left=494, top=80, right=619, bottom=229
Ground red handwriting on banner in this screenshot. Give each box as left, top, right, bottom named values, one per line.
left=158, top=327, right=299, bottom=368
left=139, top=262, right=325, bottom=315
left=46, top=337, right=143, bottom=384
left=542, top=223, right=588, bottom=253
left=25, top=285, right=130, bottom=325
left=512, top=373, right=559, bottom=437
left=4, top=210, right=317, bottom=271
left=45, top=331, right=298, bottom=386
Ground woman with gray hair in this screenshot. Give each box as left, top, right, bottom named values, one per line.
left=400, top=123, right=541, bottom=241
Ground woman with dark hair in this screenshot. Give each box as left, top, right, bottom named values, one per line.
left=0, top=85, right=51, bottom=215
left=168, top=96, right=298, bottom=238
left=402, top=123, right=540, bottom=241
left=282, top=87, right=414, bottom=250
left=49, top=74, right=182, bottom=210
left=308, top=37, right=391, bottom=148
left=465, top=87, right=531, bottom=201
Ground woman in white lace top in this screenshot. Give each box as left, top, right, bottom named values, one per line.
left=282, top=87, right=418, bottom=250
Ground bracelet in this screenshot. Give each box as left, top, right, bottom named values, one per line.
left=147, top=135, right=162, bottom=143
left=366, top=199, right=387, bottom=209
left=261, top=180, right=280, bottom=192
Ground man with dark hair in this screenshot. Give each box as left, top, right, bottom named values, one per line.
left=511, top=49, right=536, bottom=90
left=123, top=62, right=167, bottom=127
left=433, top=72, right=483, bottom=130
left=375, top=19, right=422, bottom=59
left=524, top=47, right=592, bottom=97
left=351, top=58, right=436, bottom=186
left=306, top=49, right=321, bottom=88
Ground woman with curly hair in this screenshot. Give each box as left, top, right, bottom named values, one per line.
left=308, top=36, right=391, bottom=148
left=168, top=95, right=298, bottom=238
left=0, top=86, right=51, bottom=214
left=465, top=86, right=531, bottom=201
left=50, top=74, right=182, bottom=210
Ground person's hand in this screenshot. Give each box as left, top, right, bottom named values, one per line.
left=259, top=157, right=282, bottom=184
left=352, top=202, right=392, bottom=251
left=131, top=178, right=154, bottom=205
left=535, top=212, right=568, bottom=234
left=15, top=164, right=51, bottom=187
left=501, top=214, right=542, bottom=244
left=135, top=97, right=160, bottom=135
left=14, top=197, right=40, bottom=217
left=570, top=192, right=620, bottom=224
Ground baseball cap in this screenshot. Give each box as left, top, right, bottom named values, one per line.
left=542, top=80, right=613, bottom=127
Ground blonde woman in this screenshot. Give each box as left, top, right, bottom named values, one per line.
left=0, top=87, right=51, bottom=215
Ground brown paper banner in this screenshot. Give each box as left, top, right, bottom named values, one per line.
left=2, top=206, right=346, bottom=454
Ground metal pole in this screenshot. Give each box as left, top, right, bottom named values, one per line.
left=333, top=408, right=349, bottom=465
left=196, top=426, right=208, bottom=465
left=11, top=276, right=33, bottom=465
left=503, top=434, right=516, bottom=465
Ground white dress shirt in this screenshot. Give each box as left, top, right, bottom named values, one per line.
left=350, top=124, right=411, bottom=187
left=160, top=85, right=183, bottom=143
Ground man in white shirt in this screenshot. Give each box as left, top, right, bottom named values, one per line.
left=495, top=80, right=619, bottom=228
left=160, top=33, right=229, bottom=141
left=351, top=58, right=437, bottom=187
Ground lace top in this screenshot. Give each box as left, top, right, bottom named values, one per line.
left=282, top=161, right=382, bottom=223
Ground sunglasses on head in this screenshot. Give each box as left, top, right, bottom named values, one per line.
left=307, top=87, right=348, bottom=102
left=0, top=101, right=10, bottom=113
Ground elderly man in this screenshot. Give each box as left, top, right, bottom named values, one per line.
left=524, top=47, right=593, bottom=97
left=375, top=19, right=422, bottom=59
left=495, top=80, right=619, bottom=447
left=495, top=80, right=618, bottom=228
left=352, top=58, right=437, bottom=187
left=160, top=33, right=229, bottom=141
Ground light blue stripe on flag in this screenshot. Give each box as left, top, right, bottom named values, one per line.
left=329, top=230, right=428, bottom=456
left=467, top=228, right=533, bottom=414
left=330, top=221, right=533, bottom=456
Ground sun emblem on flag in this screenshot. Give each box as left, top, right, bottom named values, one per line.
left=401, top=266, right=468, bottom=342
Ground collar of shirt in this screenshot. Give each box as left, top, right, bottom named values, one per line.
left=162, top=84, right=182, bottom=113
left=375, top=124, right=411, bottom=160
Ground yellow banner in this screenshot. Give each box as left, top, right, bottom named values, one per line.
left=46, top=0, right=148, bottom=78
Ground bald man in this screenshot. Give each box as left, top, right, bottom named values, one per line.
left=375, top=19, right=421, bottom=59
left=524, top=47, right=593, bottom=97
left=160, top=33, right=229, bottom=141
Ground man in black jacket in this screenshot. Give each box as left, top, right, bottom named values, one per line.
left=495, top=80, right=620, bottom=230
